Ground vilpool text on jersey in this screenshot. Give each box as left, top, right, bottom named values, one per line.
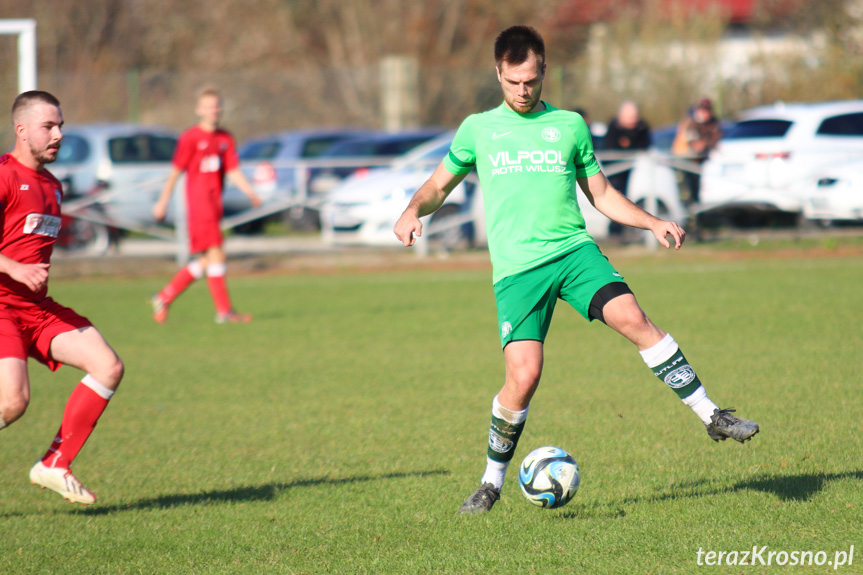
left=489, top=150, right=569, bottom=176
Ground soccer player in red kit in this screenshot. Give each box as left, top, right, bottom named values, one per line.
left=151, top=86, right=261, bottom=324
left=0, top=91, right=125, bottom=505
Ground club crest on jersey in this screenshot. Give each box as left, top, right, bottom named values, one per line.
left=542, top=127, right=561, bottom=142
left=23, top=213, right=61, bottom=238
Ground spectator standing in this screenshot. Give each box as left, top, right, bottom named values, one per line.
left=604, top=101, right=652, bottom=195
left=604, top=101, right=652, bottom=236
left=673, top=98, right=722, bottom=204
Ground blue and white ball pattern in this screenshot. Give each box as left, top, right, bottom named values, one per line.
left=518, top=446, right=580, bottom=509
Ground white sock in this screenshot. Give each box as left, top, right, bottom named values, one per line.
left=0, top=415, right=6, bottom=431
left=681, top=385, right=719, bottom=425
left=481, top=458, right=509, bottom=490
left=638, top=333, right=679, bottom=367
left=188, top=260, right=205, bottom=279
left=206, top=262, right=227, bottom=277
left=82, top=374, right=115, bottom=400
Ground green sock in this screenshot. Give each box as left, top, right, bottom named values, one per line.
left=640, top=334, right=702, bottom=400
left=487, top=413, right=526, bottom=464
left=650, top=347, right=702, bottom=399
left=481, top=396, right=528, bottom=489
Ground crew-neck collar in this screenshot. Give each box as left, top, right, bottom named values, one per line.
left=499, top=101, right=553, bottom=118
left=7, top=152, right=45, bottom=174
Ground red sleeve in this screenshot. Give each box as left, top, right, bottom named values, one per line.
left=0, top=171, right=10, bottom=241
left=0, top=162, right=11, bottom=209
left=223, top=133, right=239, bottom=172
left=172, top=131, right=194, bottom=171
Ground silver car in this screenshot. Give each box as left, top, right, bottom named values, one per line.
left=51, top=123, right=178, bottom=224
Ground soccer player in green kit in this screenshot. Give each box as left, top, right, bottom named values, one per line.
left=393, top=25, right=759, bottom=515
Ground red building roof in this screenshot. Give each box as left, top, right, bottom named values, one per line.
left=555, top=0, right=802, bottom=26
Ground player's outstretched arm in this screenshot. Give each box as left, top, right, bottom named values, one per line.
left=577, top=172, right=685, bottom=249
left=227, top=169, right=262, bottom=208
left=153, top=167, right=182, bottom=222
left=0, top=253, right=50, bottom=292
left=394, top=163, right=465, bottom=247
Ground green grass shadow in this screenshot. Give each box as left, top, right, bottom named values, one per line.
left=74, top=469, right=449, bottom=516
left=622, top=470, right=863, bottom=506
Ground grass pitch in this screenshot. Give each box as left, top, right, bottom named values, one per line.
left=2, top=249, right=861, bottom=574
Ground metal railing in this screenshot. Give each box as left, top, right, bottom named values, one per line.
left=60, top=150, right=707, bottom=261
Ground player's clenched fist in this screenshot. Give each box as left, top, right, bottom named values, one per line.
left=393, top=213, right=422, bottom=247
left=7, top=261, right=50, bottom=292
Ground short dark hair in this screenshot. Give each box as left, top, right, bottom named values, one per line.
left=494, top=26, right=545, bottom=68
left=12, top=90, right=61, bottom=123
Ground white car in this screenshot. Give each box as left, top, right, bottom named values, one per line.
left=321, top=133, right=470, bottom=246
left=322, top=135, right=687, bottom=247
left=803, top=160, right=863, bottom=223
left=699, top=100, right=863, bottom=215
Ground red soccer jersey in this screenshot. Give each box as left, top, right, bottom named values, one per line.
left=172, top=126, right=240, bottom=224
left=0, top=154, right=63, bottom=304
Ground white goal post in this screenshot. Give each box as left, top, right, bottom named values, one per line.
left=0, top=19, right=37, bottom=93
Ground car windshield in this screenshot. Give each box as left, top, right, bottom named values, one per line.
left=400, top=140, right=452, bottom=170
left=240, top=140, right=282, bottom=160
left=325, top=136, right=434, bottom=157
left=723, top=119, right=792, bottom=139
left=324, top=141, right=386, bottom=157
left=108, top=135, right=177, bottom=163
left=53, top=134, right=90, bottom=164
left=301, top=136, right=352, bottom=157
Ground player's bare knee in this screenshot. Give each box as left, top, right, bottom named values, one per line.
left=0, top=394, right=29, bottom=425
left=92, top=355, right=124, bottom=389
left=508, top=361, right=542, bottom=392
left=604, top=302, right=649, bottom=333
left=105, top=356, right=125, bottom=388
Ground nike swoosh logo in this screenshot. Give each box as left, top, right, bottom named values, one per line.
left=492, top=132, right=512, bottom=140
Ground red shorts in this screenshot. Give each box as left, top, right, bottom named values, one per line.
left=0, top=297, right=92, bottom=371
left=187, top=190, right=224, bottom=254
left=188, top=217, right=223, bottom=254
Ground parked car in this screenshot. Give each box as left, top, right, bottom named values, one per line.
left=321, top=132, right=687, bottom=247
left=51, top=123, right=177, bottom=206
left=699, top=100, right=863, bottom=220
left=321, top=132, right=468, bottom=246
left=223, top=128, right=378, bottom=229
left=307, top=128, right=447, bottom=199
left=49, top=123, right=179, bottom=252
left=803, top=160, right=863, bottom=224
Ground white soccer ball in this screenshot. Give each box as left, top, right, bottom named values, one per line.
left=517, top=446, right=580, bottom=509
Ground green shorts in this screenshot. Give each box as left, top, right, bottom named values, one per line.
left=493, top=242, right=627, bottom=348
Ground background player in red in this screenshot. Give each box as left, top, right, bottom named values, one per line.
left=0, top=91, right=124, bottom=505
left=151, top=86, right=261, bottom=324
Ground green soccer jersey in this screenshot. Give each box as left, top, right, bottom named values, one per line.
left=443, top=101, right=601, bottom=283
